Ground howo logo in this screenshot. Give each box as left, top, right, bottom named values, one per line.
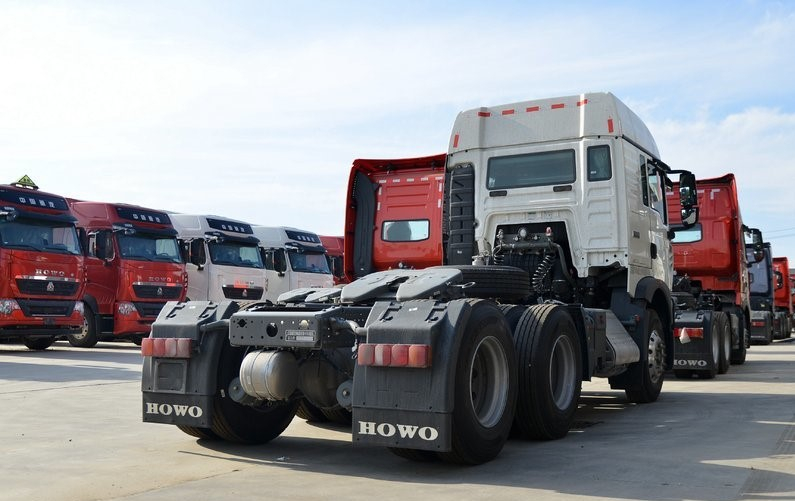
left=357, top=421, right=439, bottom=441
left=35, top=269, right=65, bottom=277
left=674, top=359, right=708, bottom=367
left=145, top=402, right=203, bottom=418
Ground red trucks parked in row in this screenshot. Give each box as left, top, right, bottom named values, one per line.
left=772, top=256, right=792, bottom=338
left=68, top=202, right=187, bottom=347
left=0, top=178, right=85, bottom=350
left=666, top=174, right=763, bottom=378
left=142, top=92, right=699, bottom=464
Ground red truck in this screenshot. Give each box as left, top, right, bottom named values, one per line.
left=68, top=201, right=187, bottom=347
left=772, top=256, right=792, bottom=339
left=0, top=180, right=85, bottom=350
left=666, top=174, right=762, bottom=378
left=318, top=235, right=346, bottom=284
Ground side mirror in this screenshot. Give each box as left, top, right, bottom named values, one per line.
left=745, top=228, right=764, bottom=262
left=774, top=271, right=784, bottom=289
left=678, top=172, right=699, bottom=228
left=190, top=239, right=206, bottom=269
left=274, top=249, right=287, bottom=275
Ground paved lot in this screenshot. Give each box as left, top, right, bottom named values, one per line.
left=1, top=338, right=794, bottom=501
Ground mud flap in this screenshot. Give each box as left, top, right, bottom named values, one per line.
left=351, top=299, right=470, bottom=452
left=141, top=300, right=239, bottom=426
left=673, top=310, right=716, bottom=372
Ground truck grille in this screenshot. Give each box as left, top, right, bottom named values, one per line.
left=133, top=302, right=168, bottom=318
left=132, top=284, right=183, bottom=299
left=222, top=286, right=264, bottom=300
left=17, top=299, right=76, bottom=317
left=16, top=278, right=79, bottom=296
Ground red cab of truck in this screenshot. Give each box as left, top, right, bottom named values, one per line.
left=343, top=154, right=446, bottom=281
left=772, top=257, right=792, bottom=337
left=0, top=182, right=85, bottom=350
left=772, top=257, right=792, bottom=313
left=68, top=201, right=187, bottom=347
left=318, top=235, right=346, bottom=284
left=667, top=174, right=751, bottom=310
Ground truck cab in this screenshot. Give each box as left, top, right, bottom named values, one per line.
left=252, top=226, right=334, bottom=301
left=0, top=182, right=85, bottom=350
left=319, top=235, right=346, bottom=284
left=772, top=256, right=792, bottom=339
left=747, top=242, right=775, bottom=344
left=69, top=201, right=187, bottom=347
left=171, top=214, right=266, bottom=303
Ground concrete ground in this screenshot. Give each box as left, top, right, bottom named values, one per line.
left=1, top=338, right=793, bottom=501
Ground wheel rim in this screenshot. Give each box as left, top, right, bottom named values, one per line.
left=647, top=329, right=665, bottom=384
left=549, top=335, right=577, bottom=410
left=72, top=317, right=90, bottom=340
left=468, top=335, right=510, bottom=428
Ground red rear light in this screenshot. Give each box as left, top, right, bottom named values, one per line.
left=752, top=320, right=765, bottom=327
left=141, top=337, right=192, bottom=358
left=674, top=327, right=704, bottom=339
left=358, top=343, right=431, bottom=368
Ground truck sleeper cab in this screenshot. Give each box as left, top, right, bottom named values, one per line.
left=171, top=214, right=266, bottom=303
left=252, top=226, right=333, bottom=301
left=142, top=92, right=698, bottom=465
left=69, top=202, right=186, bottom=347
left=0, top=183, right=85, bottom=350
left=666, top=174, right=758, bottom=377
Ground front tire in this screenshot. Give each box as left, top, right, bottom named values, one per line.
left=23, top=337, right=55, bottom=350
left=624, top=309, right=665, bottom=403
left=67, top=306, right=99, bottom=348
left=438, top=299, right=517, bottom=465
left=512, top=304, right=582, bottom=440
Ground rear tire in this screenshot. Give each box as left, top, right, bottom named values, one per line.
left=209, top=342, right=298, bottom=443
left=295, top=398, right=328, bottom=423
left=624, top=309, right=665, bottom=403
left=438, top=300, right=517, bottom=465
left=697, top=313, right=720, bottom=380
left=67, top=306, right=99, bottom=348
left=512, top=304, right=582, bottom=440
left=177, top=425, right=220, bottom=440
left=716, top=312, right=730, bottom=375
left=730, top=312, right=747, bottom=365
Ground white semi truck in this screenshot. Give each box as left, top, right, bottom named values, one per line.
left=142, top=92, right=699, bottom=464
left=252, top=226, right=334, bottom=302
left=170, top=214, right=266, bottom=303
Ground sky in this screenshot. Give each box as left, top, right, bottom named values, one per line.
left=2, top=0, right=795, bottom=265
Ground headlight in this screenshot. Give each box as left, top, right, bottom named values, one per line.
left=73, top=301, right=85, bottom=315
left=117, top=302, right=136, bottom=316
left=0, top=299, right=20, bottom=316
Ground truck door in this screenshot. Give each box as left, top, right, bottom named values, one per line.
left=84, top=230, right=117, bottom=317
left=643, top=159, right=672, bottom=284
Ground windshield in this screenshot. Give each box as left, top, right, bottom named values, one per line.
left=0, top=220, right=81, bottom=255
left=208, top=241, right=263, bottom=268
left=672, top=224, right=702, bottom=244
left=117, top=233, right=182, bottom=263
left=288, top=250, right=331, bottom=274
left=747, top=249, right=771, bottom=295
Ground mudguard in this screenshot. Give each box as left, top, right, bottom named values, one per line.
left=141, top=301, right=239, bottom=427
left=351, top=298, right=471, bottom=452
left=673, top=309, right=716, bottom=371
